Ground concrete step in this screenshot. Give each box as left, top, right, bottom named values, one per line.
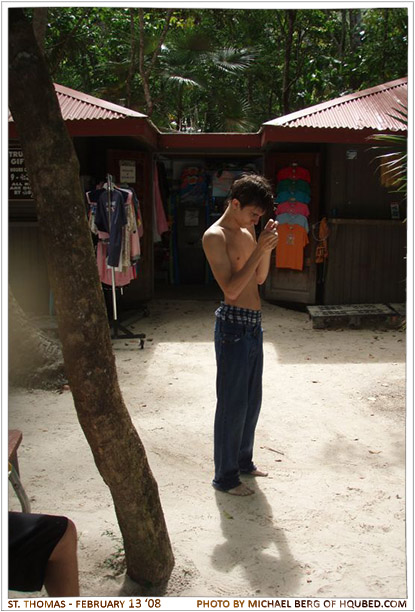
left=306, top=303, right=405, bottom=329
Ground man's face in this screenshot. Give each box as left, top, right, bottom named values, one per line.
left=234, top=201, right=265, bottom=228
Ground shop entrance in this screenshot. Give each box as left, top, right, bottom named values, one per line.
left=154, top=155, right=264, bottom=291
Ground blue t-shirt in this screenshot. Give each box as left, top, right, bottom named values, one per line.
left=276, top=213, right=309, bottom=233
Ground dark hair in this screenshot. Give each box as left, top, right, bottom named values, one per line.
left=230, top=173, right=274, bottom=215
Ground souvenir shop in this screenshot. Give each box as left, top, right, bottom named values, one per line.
left=9, top=133, right=156, bottom=318
left=151, top=139, right=324, bottom=309
left=9, top=79, right=407, bottom=316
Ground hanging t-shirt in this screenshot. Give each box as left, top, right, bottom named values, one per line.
left=212, top=169, right=242, bottom=197
left=180, top=167, right=208, bottom=202
left=94, top=189, right=127, bottom=267
left=277, top=178, right=311, bottom=195
left=275, top=224, right=309, bottom=271
left=276, top=213, right=309, bottom=233
left=275, top=190, right=310, bottom=204
left=276, top=201, right=310, bottom=217
left=276, top=165, right=311, bottom=183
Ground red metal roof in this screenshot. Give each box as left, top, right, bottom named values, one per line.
left=53, top=83, right=147, bottom=120
left=264, top=77, right=407, bottom=132
left=9, top=83, right=147, bottom=122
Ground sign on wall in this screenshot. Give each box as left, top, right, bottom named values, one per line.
left=9, top=146, right=32, bottom=199
left=119, top=159, right=136, bottom=184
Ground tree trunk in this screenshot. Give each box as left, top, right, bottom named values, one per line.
left=138, top=9, right=153, bottom=116
left=126, top=9, right=137, bottom=108
left=381, top=8, right=389, bottom=81
left=348, top=9, right=363, bottom=90
left=138, top=8, right=174, bottom=117
left=281, top=9, right=296, bottom=114
left=9, top=8, right=174, bottom=589
left=8, top=285, right=66, bottom=390
left=32, top=7, right=48, bottom=54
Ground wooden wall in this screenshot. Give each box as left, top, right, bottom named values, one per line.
left=324, top=143, right=406, bottom=221
left=323, top=219, right=406, bottom=304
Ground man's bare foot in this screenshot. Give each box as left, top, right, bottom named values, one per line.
left=245, top=468, right=268, bottom=477
left=227, top=483, right=255, bottom=496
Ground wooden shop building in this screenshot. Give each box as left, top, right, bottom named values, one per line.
left=8, top=77, right=407, bottom=316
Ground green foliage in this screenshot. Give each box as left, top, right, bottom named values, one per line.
left=38, top=7, right=408, bottom=131
left=371, top=103, right=407, bottom=196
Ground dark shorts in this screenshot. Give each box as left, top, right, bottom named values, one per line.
left=9, top=512, right=68, bottom=592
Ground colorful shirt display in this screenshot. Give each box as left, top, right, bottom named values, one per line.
left=276, top=201, right=310, bottom=217
left=180, top=166, right=208, bottom=202
left=275, top=189, right=310, bottom=204
left=276, top=165, right=311, bottom=183
left=276, top=213, right=309, bottom=232
left=277, top=178, right=311, bottom=195
left=87, top=185, right=143, bottom=286
left=212, top=169, right=242, bottom=197
left=275, top=224, right=309, bottom=271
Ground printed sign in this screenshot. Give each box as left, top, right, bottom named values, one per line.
left=9, top=147, right=32, bottom=199
left=119, top=160, right=136, bottom=184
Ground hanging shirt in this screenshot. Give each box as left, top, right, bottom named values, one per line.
left=97, top=239, right=136, bottom=287
left=180, top=167, right=208, bottom=202
left=212, top=169, right=242, bottom=197
left=277, top=165, right=311, bottom=183
left=275, top=190, right=310, bottom=204
left=276, top=213, right=309, bottom=233
left=315, top=217, right=329, bottom=263
left=276, top=201, right=310, bottom=217
left=154, top=166, right=169, bottom=238
left=94, top=189, right=127, bottom=267
left=275, top=224, right=309, bottom=271
left=277, top=178, right=311, bottom=195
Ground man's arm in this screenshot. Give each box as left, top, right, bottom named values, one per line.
left=255, top=250, right=273, bottom=285
left=202, top=227, right=277, bottom=301
left=255, top=220, right=278, bottom=285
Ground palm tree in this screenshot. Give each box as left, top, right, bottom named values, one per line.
left=157, top=28, right=257, bottom=132
left=371, top=102, right=407, bottom=196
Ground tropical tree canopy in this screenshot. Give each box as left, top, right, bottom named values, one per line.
left=27, top=6, right=408, bottom=132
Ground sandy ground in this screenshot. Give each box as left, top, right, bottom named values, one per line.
left=8, top=298, right=407, bottom=599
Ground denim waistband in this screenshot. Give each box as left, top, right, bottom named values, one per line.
left=215, top=302, right=262, bottom=326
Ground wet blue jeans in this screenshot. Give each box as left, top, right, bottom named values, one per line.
left=213, top=316, right=263, bottom=491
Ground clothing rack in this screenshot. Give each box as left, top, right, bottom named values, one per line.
left=105, top=174, right=145, bottom=347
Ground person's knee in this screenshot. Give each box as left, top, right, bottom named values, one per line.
left=49, top=518, right=77, bottom=560
left=66, top=519, right=77, bottom=542
left=62, top=518, right=78, bottom=553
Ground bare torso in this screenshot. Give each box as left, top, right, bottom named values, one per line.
left=215, top=221, right=261, bottom=311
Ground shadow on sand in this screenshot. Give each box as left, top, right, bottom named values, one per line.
left=212, top=479, right=301, bottom=596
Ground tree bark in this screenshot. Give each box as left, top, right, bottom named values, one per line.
left=381, top=8, right=389, bottom=82
left=9, top=8, right=174, bottom=589
left=281, top=9, right=297, bottom=114
left=126, top=9, right=137, bottom=108
left=348, top=9, right=363, bottom=90
left=9, top=285, right=66, bottom=390
left=138, top=8, right=174, bottom=117
left=32, top=7, right=48, bottom=54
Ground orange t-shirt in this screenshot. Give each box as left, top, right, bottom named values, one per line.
left=275, top=224, right=309, bottom=271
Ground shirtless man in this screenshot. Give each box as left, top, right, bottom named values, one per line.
left=202, top=174, right=278, bottom=496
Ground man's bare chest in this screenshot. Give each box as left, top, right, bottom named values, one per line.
left=226, top=230, right=255, bottom=271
